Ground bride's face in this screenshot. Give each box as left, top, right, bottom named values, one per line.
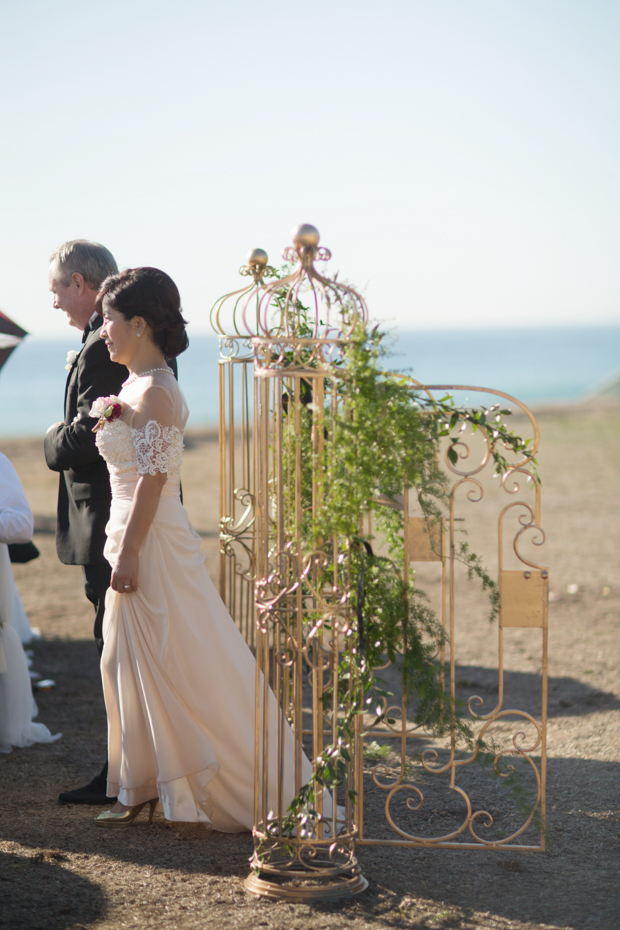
left=100, top=302, right=142, bottom=366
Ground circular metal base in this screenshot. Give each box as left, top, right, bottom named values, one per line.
left=244, top=871, right=368, bottom=903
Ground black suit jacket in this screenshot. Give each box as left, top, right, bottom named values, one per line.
left=44, top=318, right=127, bottom=565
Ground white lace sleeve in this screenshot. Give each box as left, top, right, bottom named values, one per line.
left=132, top=420, right=184, bottom=476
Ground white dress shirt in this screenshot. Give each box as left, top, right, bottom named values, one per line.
left=0, top=452, right=34, bottom=546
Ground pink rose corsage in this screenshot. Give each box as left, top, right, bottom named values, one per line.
left=91, top=396, right=123, bottom=432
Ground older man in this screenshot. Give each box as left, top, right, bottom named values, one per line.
left=44, top=240, right=127, bottom=804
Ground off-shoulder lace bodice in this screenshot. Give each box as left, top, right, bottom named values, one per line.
left=94, top=371, right=188, bottom=485
left=96, top=418, right=184, bottom=476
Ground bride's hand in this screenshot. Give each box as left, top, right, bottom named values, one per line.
left=111, top=549, right=139, bottom=594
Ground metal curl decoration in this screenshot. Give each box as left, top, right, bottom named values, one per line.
left=468, top=753, right=542, bottom=845
left=508, top=717, right=543, bottom=754
left=254, top=545, right=304, bottom=611
left=239, top=261, right=279, bottom=281
left=383, top=783, right=425, bottom=822
left=420, top=745, right=455, bottom=775
left=405, top=790, right=425, bottom=812
left=370, top=763, right=401, bottom=790
left=274, top=627, right=301, bottom=670
left=375, top=703, right=421, bottom=736
left=502, top=466, right=539, bottom=497
left=444, top=438, right=492, bottom=478
left=498, top=501, right=548, bottom=571
left=255, top=836, right=357, bottom=875
left=494, top=754, right=516, bottom=779
left=281, top=246, right=297, bottom=264
left=468, top=809, right=494, bottom=834
left=384, top=784, right=472, bottom=844
left=218, top=336, right=243, bottom=359
left=303, top=628, right=337, bottom=674
left=513, top=522, right=547, bottom=567
left=466, top=694, right=486, bottom=717
left=466, top=481, right=484, bottom=504
left=455, top=710, right=542, bottom=766
left=221, top=488, right=255, bottom=536
left=449, top=477, right=484, bottom=509
left=231, top=551, right=255, bottom=584
left=219, top=534, right=255, bottom=580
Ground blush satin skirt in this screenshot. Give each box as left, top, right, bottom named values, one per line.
left=101, top=475, right=315, bottom=831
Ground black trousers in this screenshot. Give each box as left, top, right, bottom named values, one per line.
left=82, top=562, right=112, bottom=656
left=82, top=561, right=112, bottom=786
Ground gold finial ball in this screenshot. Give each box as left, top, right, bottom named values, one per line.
left=292, top=224, right=320, bottom=249
left=247, top=248, right=268, bottom=267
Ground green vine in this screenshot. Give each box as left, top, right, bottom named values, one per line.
left=261, top=279, right=538, bottom=845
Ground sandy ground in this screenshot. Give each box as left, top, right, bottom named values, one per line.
left=0, top=404, right=619, bottom=930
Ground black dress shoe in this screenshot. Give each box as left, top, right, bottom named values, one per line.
left=59, top=768, right=117, bottom=805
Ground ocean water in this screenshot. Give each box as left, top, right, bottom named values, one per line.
left=0, top=326, right=618, bottom=437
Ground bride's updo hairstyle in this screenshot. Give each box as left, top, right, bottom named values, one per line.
left=97, top=267, right=189, bottom=357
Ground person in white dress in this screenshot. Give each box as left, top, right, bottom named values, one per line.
left=92, top=268, right=316, bottom=829
left=0, top=452, right=61, bottom=753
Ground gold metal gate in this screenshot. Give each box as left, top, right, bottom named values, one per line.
left=355, top=385, right=547, bottom=852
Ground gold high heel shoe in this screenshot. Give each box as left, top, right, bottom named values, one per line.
left=94, top=798, right=158, bottom=828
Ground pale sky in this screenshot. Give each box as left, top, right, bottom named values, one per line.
left=1, top=0, right=618, bottom=336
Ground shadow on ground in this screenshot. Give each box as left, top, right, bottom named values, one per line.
left=1, top=750, right=618, bottom=930
left=0, top=850, right=106, bottom=929
left=1, top=639, right=618, bottom=930
left=375, top=660, right=620, bottom=721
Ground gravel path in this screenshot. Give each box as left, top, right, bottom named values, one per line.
left=1, top=406, right=618, bottom=930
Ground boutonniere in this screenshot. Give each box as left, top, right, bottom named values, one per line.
left=91, top=396, right=123, bottom=432
left=65, top=349, right=79, bottom=371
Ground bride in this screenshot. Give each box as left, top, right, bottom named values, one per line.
left=92, top=267, right=315, bottom=830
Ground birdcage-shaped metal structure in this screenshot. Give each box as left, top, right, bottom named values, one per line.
left=210, top=249, right=278, bottom=648
left=211, top=225, right=548, bottom=902
left=246, top=226, right=368, bottom=899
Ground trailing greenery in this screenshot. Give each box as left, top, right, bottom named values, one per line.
left=264, top=281, right=538, bottom=844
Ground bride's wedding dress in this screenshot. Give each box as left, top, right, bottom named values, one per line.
left=96, top=372, right=314, bottom=831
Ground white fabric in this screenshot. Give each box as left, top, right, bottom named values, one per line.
left=0, top=452, right=34, bottom=551
left=0, top=454, right=60, bottom=752
left=0, top=453, right=38, bottom=644
left=8, top=584, right=38, bottom=645
left=0, top=450, right=37, bottom=643
left=0, top=543, right=15, bottom=636
left=0, top=624, right=61, bottom=753
left=96, top=374, right=319, bottom=830
left=0, top=543, right=37, bottom=648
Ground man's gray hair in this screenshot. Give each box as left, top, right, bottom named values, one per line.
left=49, top=240, right=118, bottom=291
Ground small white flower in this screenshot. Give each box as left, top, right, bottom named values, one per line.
left=65, top=349, right=79, bottom=371
left=90, top=398, right=107, bottom=418
left=90, top=394, right=122, bottom=422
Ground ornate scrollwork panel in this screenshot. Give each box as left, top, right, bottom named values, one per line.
left=357, top=386, right=547, bottom=852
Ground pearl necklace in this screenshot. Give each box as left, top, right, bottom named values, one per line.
left=123, top=367, right=173, bottom=387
